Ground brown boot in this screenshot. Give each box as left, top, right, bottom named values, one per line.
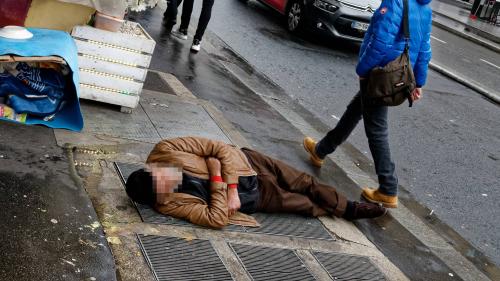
left=303, top=137, right=324, bottom=167
left=361, top=188, right=398, bottom=208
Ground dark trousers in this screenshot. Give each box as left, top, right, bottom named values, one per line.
left=242, top=148, right=347, bottom=218
left=164, top=0, right=215, bottom=41
left=316, top=83, right=398, bottom=196
left=163, top=0, right=183, bottom=27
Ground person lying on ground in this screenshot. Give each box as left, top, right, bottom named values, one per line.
left=125, top=136, right=387, bottom=229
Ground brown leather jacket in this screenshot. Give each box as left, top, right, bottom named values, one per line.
left=147, top=136, right=256, bottom=184
left=147, top=137, right=259, bottom=229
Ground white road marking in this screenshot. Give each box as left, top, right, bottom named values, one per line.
left=431, top=35, right=447, bottom=44
left=480, top=59, right=500, bottom=70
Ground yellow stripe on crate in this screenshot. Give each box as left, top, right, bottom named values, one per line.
left=86, top=39, right=144, bottom=54
left=80, top=83, right=137, bottom=96
left=80, top=53, right=138, bottom=67
left=80, top=68, right=135, bottom=81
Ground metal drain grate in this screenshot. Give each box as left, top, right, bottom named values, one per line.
left=138, top=234, right=233, bottom=281
left=115, top=162, right=143, bottom=185
left=312, top=252, right=386, bottom=281
left=230, top=243, right=316, bottom=281
left=247, top=213, right=333, bottom=240
left=116, top=162, right=334, bottom=240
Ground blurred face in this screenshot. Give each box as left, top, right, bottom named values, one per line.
left=147, top=164, right=183, bottom=196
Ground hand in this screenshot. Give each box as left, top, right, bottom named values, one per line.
left=205, top=157, right=221, bottom=177
left=227, top=188, right=241, bottom=217
left=411, top=88, right=422, bottom=102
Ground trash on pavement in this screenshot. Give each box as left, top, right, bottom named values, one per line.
left=0, top=28, right=84, bottom=131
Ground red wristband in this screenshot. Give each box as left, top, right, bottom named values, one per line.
left=210, top=176, right=223, bottom=183
left=228, top=184, right=238, bottom=189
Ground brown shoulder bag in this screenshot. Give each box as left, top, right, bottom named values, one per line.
left=365, top=0, right=416, bottom=107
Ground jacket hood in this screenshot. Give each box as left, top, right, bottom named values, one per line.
left=417, top=0, right=432, bottom=5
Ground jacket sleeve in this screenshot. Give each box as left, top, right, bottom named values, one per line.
left=356, top=0, right=403, bottom=77
left=147, top=136, right=242, bottom=184
left=413, top=10, right=432, bottom=87
left=155, top=182, right=229, bottom=229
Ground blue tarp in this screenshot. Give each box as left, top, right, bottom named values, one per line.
left=0, top=28, right=83, bottom=131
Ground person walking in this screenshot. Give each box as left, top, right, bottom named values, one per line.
left=303, top=0, right=432, bottom=208
left=163, top=0, right=215, bottom=53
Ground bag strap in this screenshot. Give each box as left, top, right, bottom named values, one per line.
left=403, top=0, right=410, bottom=49
left=403, top=0, right=413, bottom=107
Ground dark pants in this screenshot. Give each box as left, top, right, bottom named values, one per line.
left=164, top=0, right=215, bottom=41
left=242, top=148, right=347, bottom=218
left=316, top=82, right=398, bottom=196
left=163, top=0, right=183, bottom=28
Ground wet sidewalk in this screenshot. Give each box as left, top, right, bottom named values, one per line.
left=432, top=0, right=500, bottom=46
left=53, top=72, right=407, bottom=281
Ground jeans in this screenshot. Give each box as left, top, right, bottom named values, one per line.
left=164, top=0, right=215, bottom=41
left=316, top=81, right=398, bottom=195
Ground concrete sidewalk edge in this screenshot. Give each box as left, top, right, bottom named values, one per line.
left=429, top=61, right=500, bottom=104
left=432, top=13, right=500, bottom=49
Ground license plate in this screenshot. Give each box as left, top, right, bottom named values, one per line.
left=351, top=21, right=369, bottom=32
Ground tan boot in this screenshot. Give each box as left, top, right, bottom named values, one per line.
left=303, top=137, right=324, bottom=167
left=361, top=188, right=398, bottom=208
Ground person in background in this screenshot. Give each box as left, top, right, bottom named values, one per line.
left=163, top=0, right=215, bottom=53
left=125, top=137, right=387, bottom=229
left=303, top=0, right=432, bottom=209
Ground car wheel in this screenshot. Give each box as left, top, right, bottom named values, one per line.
left=287, top=0, right=305, bottom=33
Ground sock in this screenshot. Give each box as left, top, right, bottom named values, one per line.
left=342, top=201, right=356, bottom=220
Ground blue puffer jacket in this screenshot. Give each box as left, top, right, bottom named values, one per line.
left=356, top=0, right=432, bottom=87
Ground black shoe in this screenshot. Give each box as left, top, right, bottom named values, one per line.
left=190, top=39, right=201, bottom=53
left=172, top=28, right=188, bottom=40
left=343, top=202, right=387, bottom=221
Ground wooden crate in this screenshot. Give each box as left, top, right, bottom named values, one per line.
left=71, top=22, right=156, bottom=113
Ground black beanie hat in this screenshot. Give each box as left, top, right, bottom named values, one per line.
left=125, top=168, right=155, bottom=205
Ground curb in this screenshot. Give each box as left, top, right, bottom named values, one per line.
left=433, top=8, right=500, bottom=44
left=429, top=61, right=500, bottom=104
left=432, top=18, right=500, bottom=52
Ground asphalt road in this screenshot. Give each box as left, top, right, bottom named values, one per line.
left=430, top=25, right=500, bottom=96
left=184, top=0, right=500, bottom=265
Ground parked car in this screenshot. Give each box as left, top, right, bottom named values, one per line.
left=252, top=0, right=380, bottom=42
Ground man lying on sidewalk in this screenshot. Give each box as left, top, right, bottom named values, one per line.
left=125, top=137, right=387, bottom=229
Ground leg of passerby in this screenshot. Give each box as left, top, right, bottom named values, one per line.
left=303, top=92, right=363, bottom=167
left=171, top=0, right=193, bottom=40
left=163, top=0, right=182, bottom=32
left=360, top=104, right=398, bottom=208
left=191, top=0, right=215, bottom=53
left=242, top=148, right=386, bottom=220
